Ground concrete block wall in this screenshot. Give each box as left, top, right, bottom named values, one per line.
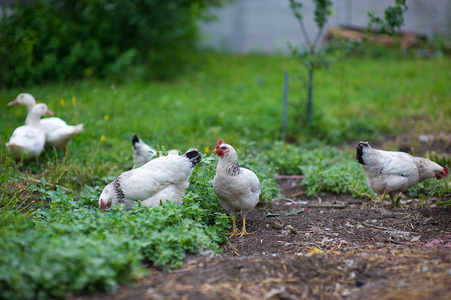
left=199, top=0, right=450, bottom=54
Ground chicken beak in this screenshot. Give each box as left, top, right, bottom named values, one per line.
left=7, top=99, right=18, bottom=106
left=214, top=148, right=219, bottom=153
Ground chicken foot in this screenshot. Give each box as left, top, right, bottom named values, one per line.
left=389, top=192, right=404, bottom=207
left=228, top=217, right=253, bottom=238
left=228, top=217, right=241, bottom=238
left=380, top=190, right=387, bottom=203
left=238, top=217, right=254, bottom=238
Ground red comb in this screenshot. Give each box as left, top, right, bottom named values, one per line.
left=444, top=165, right=449, bottom=176
left=216, top=139, right=224, bottom=149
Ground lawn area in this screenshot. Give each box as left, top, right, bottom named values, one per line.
left=2, top=53, right=450, bottom=169
left=1, top=52, right=450, bottom=299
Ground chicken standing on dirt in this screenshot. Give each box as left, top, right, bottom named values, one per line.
left=99, top=148, right=201, bottom=211
left=213, top=140, right=260, bottom=238
left=356, top=141, right=448, bottom=206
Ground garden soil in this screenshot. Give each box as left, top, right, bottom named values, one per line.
left=81, top=183, right=451, bottom=300
left=81, top=137, right=451, bottom=300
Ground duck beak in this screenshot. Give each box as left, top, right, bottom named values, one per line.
left=46, top=109, right=54, bottom=116
left=7, top=99, right=18, bottom=106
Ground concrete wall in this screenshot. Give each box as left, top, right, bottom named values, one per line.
left=199, top=0, right=451, bottom=54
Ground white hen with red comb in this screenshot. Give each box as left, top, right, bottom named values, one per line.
left=213, top=140, right=260, bottom=238
left=356, top=141, right=448, bottom=206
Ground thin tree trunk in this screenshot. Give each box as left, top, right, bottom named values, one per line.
left=306, top=68, right=314, bottom=125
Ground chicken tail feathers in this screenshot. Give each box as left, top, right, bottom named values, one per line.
left=183, top=148, right=202, bottom=165
left=356, top=141, right=370, bottom=165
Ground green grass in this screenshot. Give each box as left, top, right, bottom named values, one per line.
left=1, top=52, right=451, bottom=298
left=2, top=53, right=450, bottom=170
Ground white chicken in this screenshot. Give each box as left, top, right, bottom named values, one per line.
left=8, top=93, right=83, bottom=156
left=356, top=141, right=448, bottom=206
left=6, top=103, right=53, bottom=160
left=99, top=148, right=201, bottom=211
left=131, top=134, right=157, bottom=168
left=213, top=140, right=260, bottom=238
left=131, top=134, right=181, bottom=168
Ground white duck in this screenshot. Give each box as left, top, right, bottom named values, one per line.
left=6, top=103, right=54, bottom=160
left=8, top=93, right=83, bottom=155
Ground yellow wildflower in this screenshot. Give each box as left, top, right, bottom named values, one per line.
left=72, top=97, right=76, bottom=103
left=100, top=135, right=105, bottom=142
left=104, top=115, right=109, bottom=122
left=205, top=146, right=210, bottom=154
left=60, top=99, right=65, bottom=107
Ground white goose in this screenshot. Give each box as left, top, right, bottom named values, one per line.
left=6, top=103, right=53, bottom=160
left=8, top=93, right=83, bottom=155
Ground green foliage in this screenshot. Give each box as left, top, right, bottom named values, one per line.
left=0, top=0, right=229, bottom=87
left=263, top=141, right=339, bottom=175
left=289, top=0, right=357, bottom=70
left=0, top=148, right=280, bottom=298
left=0, top=156, right=16, bottom=188
left=312, top=0, right=333, bottom=29
left=288, top=0, right=407, bottom=128
left=0, top=177, right=234, bottom=299
left=1, top=53, right=450, bottom=159
left=367, top=0, right=408, bottom=35
left=301, top=158, right=370, bottom=196
left=264, top=142, right=370, bottom=197
left=0, top=212, right=143, bottom=299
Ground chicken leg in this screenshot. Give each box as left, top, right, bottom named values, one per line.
left=389, top=192, right=403, bottom=207
left=238, top=217, right=253, bottom=238
left=228, top=217, right=241, bottom=238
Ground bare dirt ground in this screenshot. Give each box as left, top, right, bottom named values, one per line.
left=81, top=180, right=451, bottom=300
left=81, top=137, right=451, bottom=300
